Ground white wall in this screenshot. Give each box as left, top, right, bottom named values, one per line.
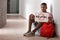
left=19, top=0, right=21, bottom=15
left=24, top=0, right=41, bottom=19
left=20, top=0, right=53, bottom=19
left=53, top=0, right=60, bottom=36
left=19, top=0, right=25, bottom=16
left=0, top=0, right=7, bottom=27
left=19, top=0, right=42, bottom=19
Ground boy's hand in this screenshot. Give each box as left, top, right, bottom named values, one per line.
left=48, top=17, right=53, bottom=23
left=48, top=13, right=53, bottom=23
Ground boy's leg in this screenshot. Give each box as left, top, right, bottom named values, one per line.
left=28, top=14, right=35, bottom=32
left=24, top=14, right=35, bottom=36
left=32, top=22, right=43, bottom=33
left=24, top=22, right=43, bottom=37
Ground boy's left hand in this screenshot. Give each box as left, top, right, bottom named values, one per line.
left=48, top=17, right=53, bottom=23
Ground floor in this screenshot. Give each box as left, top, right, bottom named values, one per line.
left=0, top=15, right=60, bottom=40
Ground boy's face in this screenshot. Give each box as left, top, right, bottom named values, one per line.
left=41, top=5, right=47, bottom=12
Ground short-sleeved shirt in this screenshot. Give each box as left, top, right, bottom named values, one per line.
left=34, top=11, right=53, bottom=22
left=34, top=11, right=53, bottom=26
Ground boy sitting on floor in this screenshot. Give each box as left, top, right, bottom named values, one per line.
left=24, top=3, right=53, bottom=37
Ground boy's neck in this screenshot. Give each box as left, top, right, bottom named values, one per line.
left=42, top=11, right=47, bottom=13
left=43, top=11, right=47, bottom=12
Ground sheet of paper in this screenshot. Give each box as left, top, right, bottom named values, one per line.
left=35, top=13, right=49, bottom=22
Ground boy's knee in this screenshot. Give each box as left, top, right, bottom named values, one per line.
left=29, top=14, right=35, bottom=20
left=29, top=14, right=35, bottom=17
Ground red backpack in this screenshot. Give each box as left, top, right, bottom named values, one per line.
left=40, top=23, right=54, bottom=37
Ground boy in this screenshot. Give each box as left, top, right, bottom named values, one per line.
left=24, top=3, right=53, bottom=37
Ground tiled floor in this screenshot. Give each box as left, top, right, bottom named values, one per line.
left=0, top=15, right=60, bottom=40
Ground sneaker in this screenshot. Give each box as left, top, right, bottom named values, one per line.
left=24, top=31, right=30, bottom=36
left=24, top=32, right=35, bottom=37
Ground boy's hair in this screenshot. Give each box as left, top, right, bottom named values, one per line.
left=41, top=3, right=47, bottom=7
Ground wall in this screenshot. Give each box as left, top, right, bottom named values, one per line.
left=19, top=0, right=25, bottom=16
left=21, top=0, right=25, bottom=16
left=24, top=0, right=41, bottom=19
left=19, top=0, right=42, bottom=19
left=0, top=0, right=7, bottom=27
left=21, top=0, right=53, bottom=19
left=53, top=0, right=60, bottom=36
left=19, top=0, right=21, bottom=15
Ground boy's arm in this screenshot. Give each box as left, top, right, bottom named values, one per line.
left=48, top=13, right=53, bottom=23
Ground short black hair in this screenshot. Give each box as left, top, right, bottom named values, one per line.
left=41, top=3, right=47, bottom=6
